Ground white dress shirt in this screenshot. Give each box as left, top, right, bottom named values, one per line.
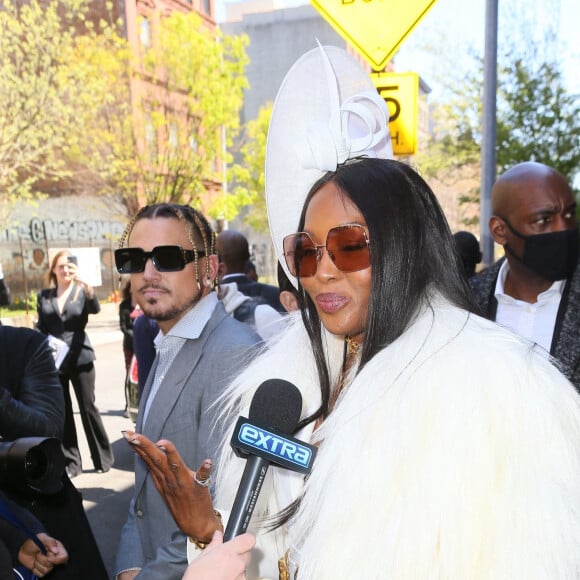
left=494, top=260, right=564, bottom=352
left=142, top=292, right=218, bottom=425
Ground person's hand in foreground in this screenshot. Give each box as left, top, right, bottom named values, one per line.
left=18, top=533, right=68, bottom=578
left=183, top=530, right=255, bottom=580
left=122, top=430, right=222, bottom=540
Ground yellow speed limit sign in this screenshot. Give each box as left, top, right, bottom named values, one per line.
left=371, top=72, right=418, bottom=156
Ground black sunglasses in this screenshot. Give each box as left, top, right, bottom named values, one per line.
left=115, top=245, right=206, bottom=274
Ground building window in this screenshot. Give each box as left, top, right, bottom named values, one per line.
left=140, top=16, right=151, bottom=50
left=189, top=133, right=198, bottom=152
left=145, top=113, right=157, bottom=161
left=168, top=123, right=179, bottom=150
left=201, top=0, right=211, bottom=16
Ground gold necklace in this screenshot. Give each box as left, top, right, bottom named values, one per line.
left=345, top=335, right=362, bottom=358
left=326, top=336, right=362, bottom=413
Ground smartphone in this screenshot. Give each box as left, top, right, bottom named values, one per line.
left=67, top=256, right=78, bottom=266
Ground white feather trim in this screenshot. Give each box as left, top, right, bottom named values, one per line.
left=215, top=299, right=580, bottom=579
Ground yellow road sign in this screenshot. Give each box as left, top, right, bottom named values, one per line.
left=371, top=72, right=418, bottom=156
left=311, top=0, right=437, bottom=71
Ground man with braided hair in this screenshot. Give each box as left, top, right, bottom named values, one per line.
left=114, top=204, right=260, bottom=580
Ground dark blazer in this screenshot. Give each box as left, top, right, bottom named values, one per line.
left=132, top=315, right=159, bottom=396
left=0, top=326, right=108, bottom=579
left=0, top=326, right=64, bottom=440
left=222, top=273, right=284, bottom=312
left=0, top=489, right=44, bottom=566
left=470, top=257, right=580, bottom=391
left=36, top=285, right=100, bottom=368
left=118, top=297, right=134, bottom=353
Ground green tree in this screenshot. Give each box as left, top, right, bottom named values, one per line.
left=74, top=10, right=251, bottom=217
left=0, top=0, right=96, bottom=204
left=413, top=63, right=482, bottom=227
left=411, top=1, right=580, bottom=228
left=0, top=1, right=251, bottom=220
left=496, top=58, right=580, bottom=185
left=492, top=1, right=579, bottom=186
left=126, top=11, right=250, bottom=216
left=389, top=29, right=483, bottom=227
left=228, top=103, right=272, bottom=233
left=63, top=21, right=139, bottom=212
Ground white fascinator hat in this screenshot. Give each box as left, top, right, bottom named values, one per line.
left=265, top=43, right=394, bottom=288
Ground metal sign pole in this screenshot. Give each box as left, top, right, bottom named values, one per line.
left=480, top=0, right=498, bottom=266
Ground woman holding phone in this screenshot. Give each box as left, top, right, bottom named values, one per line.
left=37, top=250, right=113, bottom=478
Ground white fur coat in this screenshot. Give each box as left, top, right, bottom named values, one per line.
left=214, top=296, right=580, bottom=579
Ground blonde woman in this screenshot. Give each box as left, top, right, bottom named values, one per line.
left=37, top=250, right=113, bottom=478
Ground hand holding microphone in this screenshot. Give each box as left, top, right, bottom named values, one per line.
left=224, top=379, right=316, bottom=540
left=122, top=378, right=316, bottom=546
left=182, top=530, right=255, bottom=580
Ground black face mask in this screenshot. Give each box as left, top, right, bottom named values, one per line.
left=501, top=217, right=579, bottom=281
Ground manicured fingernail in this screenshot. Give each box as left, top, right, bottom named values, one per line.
left=156, top=444, right=167, bottom=452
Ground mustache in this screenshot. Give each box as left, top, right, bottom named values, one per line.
left=137, top=284, right=170, bottom=294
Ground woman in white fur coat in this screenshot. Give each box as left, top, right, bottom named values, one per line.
left=127, top=158, right=580, bottom=580
left=124, top=47, right=580, bottom=580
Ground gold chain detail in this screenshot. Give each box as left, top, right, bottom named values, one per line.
left=278, top=550, right=290, bottom=580
left=345, top=335, right=361, bottom=358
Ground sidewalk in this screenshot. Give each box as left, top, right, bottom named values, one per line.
left=73, top=300, right=136, bottom=578
left=86, top=301, right=124, bottom=344
left=0, top=299, right=124, bottom=335
left=0, top=299, right=135, bottom=577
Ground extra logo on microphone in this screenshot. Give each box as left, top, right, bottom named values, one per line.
left=231, top=418, right=316, bottom=475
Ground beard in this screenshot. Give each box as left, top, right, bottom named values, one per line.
left=138, top=285, right=201, bottom=323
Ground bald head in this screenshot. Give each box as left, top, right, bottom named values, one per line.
left=217, top=229, right=251, bottom=273
left=492, top=162, right=572, bottom=218
left=488, top=161, right=578, bottom=288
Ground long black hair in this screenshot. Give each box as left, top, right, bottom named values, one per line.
left=294, top=158, right=480, bottom=427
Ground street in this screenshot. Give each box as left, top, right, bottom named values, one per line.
left=69, top=304, right=136, bottom=578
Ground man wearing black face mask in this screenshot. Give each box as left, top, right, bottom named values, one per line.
left=470, top=161, right=580, bottom=391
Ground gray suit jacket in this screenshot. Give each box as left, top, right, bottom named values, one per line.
left=115, top=301, right=260, bottom=579
left=470, top=257, right=580, bottom=391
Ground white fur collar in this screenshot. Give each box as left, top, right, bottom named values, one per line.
left=216, top=299, right=580, bottom=579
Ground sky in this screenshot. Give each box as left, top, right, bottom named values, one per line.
left=216, top=0, right=580, bottom=95
left=394, top=0, right=579, bottom=95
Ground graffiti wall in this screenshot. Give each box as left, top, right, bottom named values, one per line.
left=0, top=195, right=127, bottom=304
left=0, top=196, right=281, bottom=308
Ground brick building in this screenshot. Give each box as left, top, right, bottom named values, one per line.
left=1, top=0, right=220, bottom=304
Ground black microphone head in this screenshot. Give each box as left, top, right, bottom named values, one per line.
left=248, top=379, right=302, bottom=434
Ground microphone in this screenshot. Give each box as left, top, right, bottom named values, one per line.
left=223, top=378, right=317, bottom=541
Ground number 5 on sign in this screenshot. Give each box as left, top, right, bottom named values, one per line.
left=371, top=72, right=419, bottom=156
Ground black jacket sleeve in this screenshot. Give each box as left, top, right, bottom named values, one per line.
left=0, top=328, right=64, bottom=440
left=0, top=489, right=44, bottom=563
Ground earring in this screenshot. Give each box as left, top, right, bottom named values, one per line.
left=203, top=277, right=212, bottom=288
